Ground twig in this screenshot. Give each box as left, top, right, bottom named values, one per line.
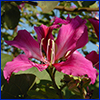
left=54, top=6, right=99, bottom=12
left=4, top=1, right=99, bottom=12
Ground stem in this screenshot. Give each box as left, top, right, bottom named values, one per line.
left=46, top=67, right=63, bottom=99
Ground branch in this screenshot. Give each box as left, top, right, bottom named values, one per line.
left=23, top=1, right=99, bottom=12
left=4, top=1, right=99, bottom=12
left=54, top=6, right=99, bottom=12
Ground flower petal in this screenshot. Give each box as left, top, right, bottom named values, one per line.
left=53, top=51, right=98, bottom=84
left=34, top=24, right=49, bottom=43
left=34, top=24, right=59, bottom=43
left=88, top=18, right=99, bottom=40
left=53, top=17, right=70, bottom=25
left=5, top=30, right=42, bottom=60
left=76, top=26, right=88, bottom=49
left=55, top=16, right=87, bottom=60
left=3, top=54, right=48, bottom=82
left=34, top=24, right=59, bottom=61
left=86, top=51, right=99, bottom=70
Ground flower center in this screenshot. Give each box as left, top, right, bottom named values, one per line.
left=40, top=38, right=55, bottom=66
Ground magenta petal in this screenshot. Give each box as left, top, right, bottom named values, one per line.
left=88, top=18, right=99, bottom=40
left=34, top=24, right=49, bottom=43
left=53, top=16, right=70, bottom=25
left=3, top=54, right=48, bottom=82
left=5, top=30, right=42, bottom=60
left=54, top=51, right=97, bottom=84
left=34, top=24, right=59, bottom=61
left=34, top=24, right=59, bottom=43
left=76, top=26, right=88, bottom=49
left=86, top=51, right=99, bottom=70
left=55, top=17, right=87, bottom=60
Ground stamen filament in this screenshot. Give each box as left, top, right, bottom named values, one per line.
left=40, top=38, right=50, bottom=65
left=47, top=39, right=50, bottom=60
left=51, top=40, right=55, bottom=64
left=40, top=38, right=44, bottom=59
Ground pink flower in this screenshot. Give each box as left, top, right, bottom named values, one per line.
left=36, top=13, right=39, bottom=17
left=3, top=16, right=97, bottom=84
left=88, top=18, right=99, bottom=40
left=70, top=5, right=76, bottom=8
left=18, top=3, right=25, bottom=10
left=53, top=14, right=71, bottom=25
left=86, top=51, right=99, bottom=70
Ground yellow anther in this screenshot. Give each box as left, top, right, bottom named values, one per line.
left=65, top=50, right=71, bottom=57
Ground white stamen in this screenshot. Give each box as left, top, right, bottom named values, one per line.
left=47, top=39, right=51, bottom=60
left=40, top=38, right=50, bottom=65
left=51, top=40, right=55, bottom=64
left=40, top=38, right=44, bottom=58
left=65, top=50, right=71, bottom=57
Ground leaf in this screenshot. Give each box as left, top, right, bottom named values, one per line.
left=55, top=71, right=65, bottom=86
left=1, top=1, right=4, bottom=7
left=16, top=67, right=64, bottom=86
left=82, top=1, right=96, bottom=7
left=1, top=74, right=36, bottom=99
left=91, top=88, right=99, bottom=99
left=82, top=78, right=91, bottom=88
left=27, top=85, right=60, bottom=99
left=27, top=90, right=47, bottom=99
left=4, top=2, right=20, bottom=29
left=1, top=53, right=13, bottom=70
left=1, top=53, right=13, bottom=84
left=27, top=80, right=60, bottom=99
left=73, top=1, right=82, bottom=7
left=90, top=2, right=98, bottom=8
left=62, top=86, right=73, bottom=99
left=69, top=95, right=82, bottom=99
left=36, top=80, right=53, bottom=88
left=15, top=67, right=51, bottom=81
left=38, top=1, right=59, bottom=13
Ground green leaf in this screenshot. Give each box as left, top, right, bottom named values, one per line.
left=55, top=71, right=65, bottom=86
left=15, top=67, right=51, bottom=81
left=36, top=80, right=53, bottom=88
left=91, top=88, right=99, bottom=99
left=4, top=2, right=20, bottom=29
left=73, top=1, right=82, bottom=7
left=1, top=53, right=12, bottom=85
left=27, top=90, right=47, bottom=99
left=38, top=1, right=59, bottom=13
left=1, top=53, right=13, bottom=70
left=1, top=74, right=36, bottom=99
left=27, top=84, right=60, bottom=99
left=69, top=95, right=82, bottom=99
left=90, top=2, right=98, bottom=8
left=62, top=86, right=73, bottom=99
left=1, top=1, right=4, bottom=7
left=27, top=80, right=60, bottom=99
left=82, top=1, right=96, bottom=7
left=82, top=78, right=91, bottom=88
